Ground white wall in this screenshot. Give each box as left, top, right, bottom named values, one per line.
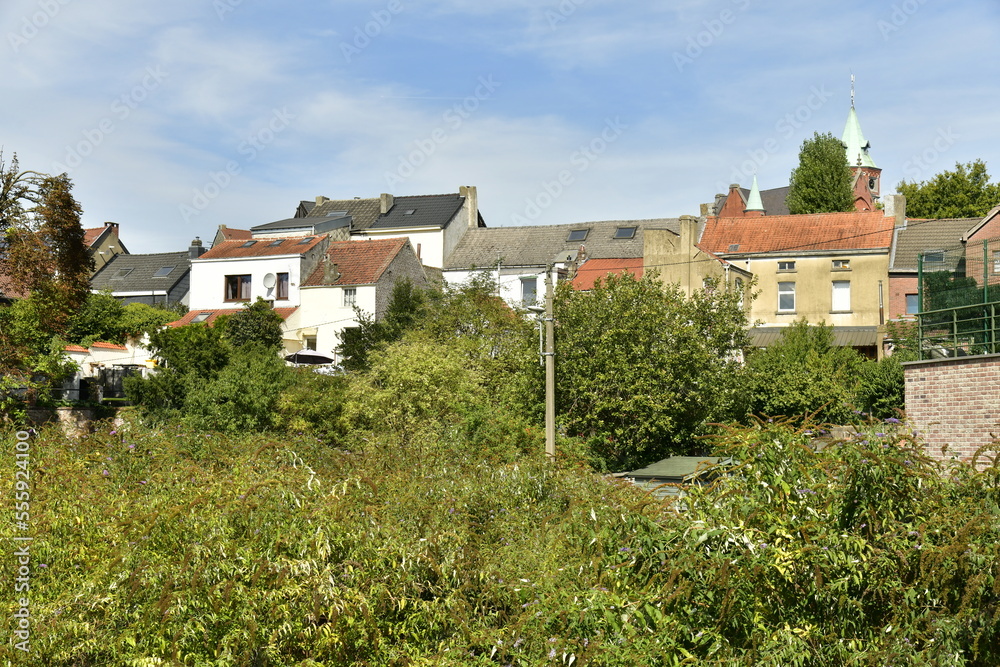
left=189, top=255, right=306, bottom=310
left=443, top=266, right=558, bottom=308
left=294, top=284, right=378, bottom=360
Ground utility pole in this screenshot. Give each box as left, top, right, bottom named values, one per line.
left=544, top=264, right=555, bottom=460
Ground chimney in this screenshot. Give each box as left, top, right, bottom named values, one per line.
left=104, top=221, right=119, bottom=233
left=323, top=261, right=340, bottom=284
left=380, top=193, right=394, bottom=214
left=189, top=237, right=205, bottom=259
left=678, top=215, right=699, bottom=251
left=883, top=194, right=906, bottom=227
left=459, top=185, right=479, bottom=228
left=315, top=196, right=329, bottom=207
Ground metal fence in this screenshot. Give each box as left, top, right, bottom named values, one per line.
left=918, top=237, right=1000, bottom=359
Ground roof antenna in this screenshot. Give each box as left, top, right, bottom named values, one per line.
left=850, top=72, right=855, bottom=109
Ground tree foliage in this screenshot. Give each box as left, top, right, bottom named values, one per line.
left=786, top=131, right=855, bottom=214
left=743, top=320, right=864, bottom=423
left=897, top=159, right=1000, bottom=219
left=554, top=272, right=750, bottom=470
left=338, top=278, right=427, bottom=372
left=224, top=296, right=284, bottom=349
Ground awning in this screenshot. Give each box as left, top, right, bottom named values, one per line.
left=750, top=326, right=880, bottom=348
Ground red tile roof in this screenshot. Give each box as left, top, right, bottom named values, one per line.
left=64, top=344, right=89, bottom=353
left=699, top=211, right=893, bottom=255
left=218, top=227, right=252, bottom=241
left=168, top=307, right=298, bottom=328
left=302, top=238, right=409, bottom=287
left=198, top=236, right=325, bottom=260
left=90, top=341, right=128, bottom=351
left=571, top=258, right=644, bottom=290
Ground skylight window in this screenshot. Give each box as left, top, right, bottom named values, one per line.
left=269, top=239, right=284, bottom=247
left=613, top=227, right=637, bottom=239
left=152, top=266, right=175, bottom=278
left=924, top=251, right=945, bottom=263
left=112, top=268, right=133, bottom=279
left=241, top=241, right=257, bottom=248
left=297, top=237, right=315, bottom=245
left=728, top=244, right=740, bottom=252
left=404, top=209, right=416, bottom=215
left=567, top=229, right=589, bottom=242
left=191, top=312, right=212, bottom=324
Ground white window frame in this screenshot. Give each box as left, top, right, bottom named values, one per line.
left=520, top=277, right=537, bottom=306
left=343, top=287, right=357, bottom=307
left=777, top=261, right=796, bottom=272
left=832, top=280, right=851, bottom=312
left=777, top=281, right=795, bottom=312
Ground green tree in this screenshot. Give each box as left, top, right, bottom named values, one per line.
left=897, top=159, right=1000, bottom=219
left=554, top=272, right=750, bottom=470
left=786, top=131, right=855, bottom=214
left=66, top=293, right=179, bottom=346
left=0, top=150, right=43, bottom=232
left=743, top=320, right=863, bottom=423
left=339, top=278, right=427, bottom=372
left=223, top=296, right=284, bottom=349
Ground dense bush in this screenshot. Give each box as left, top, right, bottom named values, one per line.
left=4, top=416, right=997, bottom=665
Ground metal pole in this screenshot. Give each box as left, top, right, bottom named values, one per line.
left=544, top=264, right=555, bottom=461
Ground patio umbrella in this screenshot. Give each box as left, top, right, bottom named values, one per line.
left=284, top=349, right=335, bottom=365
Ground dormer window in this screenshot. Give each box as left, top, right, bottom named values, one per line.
left=613, top=226, right=637, bottom=239
left=567, top=229, right=589, bottom=242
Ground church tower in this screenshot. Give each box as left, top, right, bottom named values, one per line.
left=841, top=76, right=881, bottom=211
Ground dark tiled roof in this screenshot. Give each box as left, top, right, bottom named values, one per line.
left=250, top=216, right=349, bottom=233
left=889, top=217, right=979, bottom=271
left=308, top=198, right=382, bottom=230
left=369, top=194, right=466, bottom=231
left=750, top=326, right=879, bottom=347
left=700, top=212, right=893, bottom=255
left=571, top=258, right=644, bottom=290
left=91, top=252, right=191, bottom=292
left=198, top=236, right=325, bottom=260
left=445, top=219, right=677, bottom=269
left=168, top=307, right=298, bottom=328
left=302, top=238, right=410, bottom=287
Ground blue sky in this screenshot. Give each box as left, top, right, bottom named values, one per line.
left=2, top=0, right=998, bottom=253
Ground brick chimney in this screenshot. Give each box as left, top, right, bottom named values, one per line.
left=189, top=237, right=205, bottom=259
left=459, top=185, right=479, bottom=228
left=315, top=196, right=329, bottom=207
left=380, top=193, right=394, bottom=214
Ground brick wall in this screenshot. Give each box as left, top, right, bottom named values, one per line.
left=904, top=355, right=1000, bottom=462
left=888, top=274, right=917, bottom=321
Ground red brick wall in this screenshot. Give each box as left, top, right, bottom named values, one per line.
left=888, top=275, right=918, bottom=321
left=904, top=355, right=1000, bottom=462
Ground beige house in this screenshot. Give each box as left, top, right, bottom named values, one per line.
left=644, top=215, right=752, bottom=298
left=699, top=210, right=895, bottom=357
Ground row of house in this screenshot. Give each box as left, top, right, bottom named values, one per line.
left=8, top=98, right=997, bottom=375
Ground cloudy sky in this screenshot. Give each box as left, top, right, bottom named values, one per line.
left=2, top=0, right=998, bottom=253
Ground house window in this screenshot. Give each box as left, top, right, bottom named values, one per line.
left=613, top=226, right=637, bottom=239
left=343, top=287, right=357, bottom=307
left=225, top=274, right=251, bottom=301
left=567, top=229, right=589, bottom=242
left=993, top=251, right=1000, bottom=274
left=735, top=277, right=744, bottom=308
left=923, top=250, right=944, bottom=264
left=777, top=261, right=796, bottom=272
left=832, top=280, right=851, bottom=312
left=905, top=293, right=919, bottom=315
left=153, top=266, right=175, bottom=277
left=832, top=259, right=851, bottom=270
left=521, top=277, right=537, bottom=306
left=112, top=268, right=133, bottom=279
left=778, top=282, right=795, bottom=312
left=304, top=335, right=317, bottom=351
left=276, top=272, right=289, bottom=300
left=191, top=312, right=212, bottom=324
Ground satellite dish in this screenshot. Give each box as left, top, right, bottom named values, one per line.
left=262, top=273, right=276, bottom=289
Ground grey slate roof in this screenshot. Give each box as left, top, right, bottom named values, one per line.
left=889, top=217, right=979, bottom=272
left=308, top=198, right=381, bottom=230
left=251, top=216, right=350, bottom=235
left=445, top=219, right=678, bottom=269
left=369, top=194, right=466, bottom=231
left=91, top=252, right=191, bottom=293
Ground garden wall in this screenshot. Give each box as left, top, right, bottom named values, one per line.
left=903, top=354, right=1000, bottom=462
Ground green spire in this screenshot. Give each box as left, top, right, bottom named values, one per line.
left=842, top=106, right=877, bottom=169
left=744, top=174, right=764, bottom=212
